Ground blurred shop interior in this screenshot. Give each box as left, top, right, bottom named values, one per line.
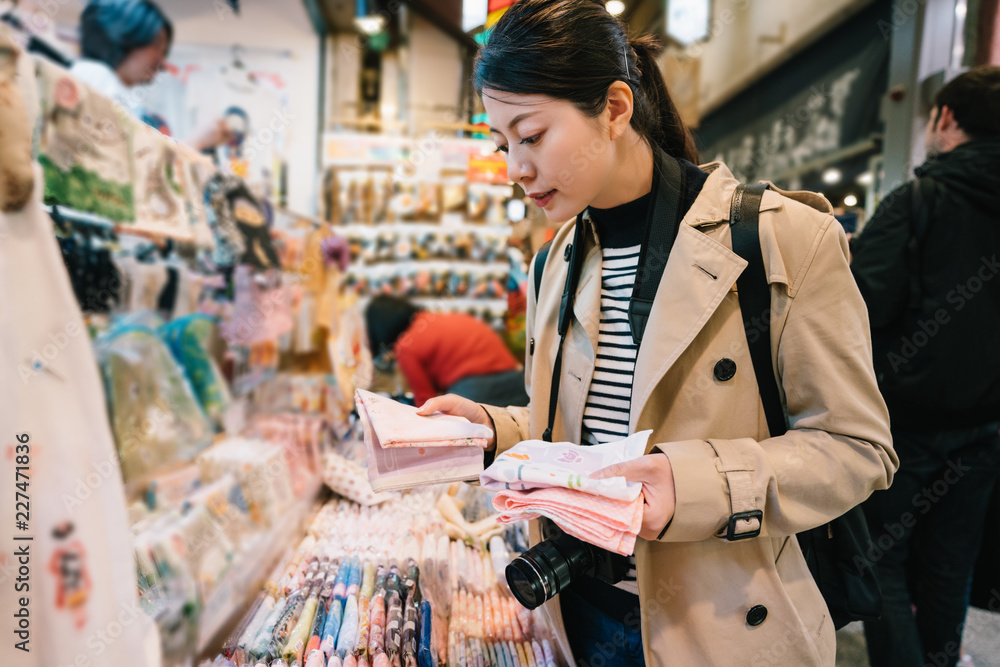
left=0, top=0, right=998, bottom=665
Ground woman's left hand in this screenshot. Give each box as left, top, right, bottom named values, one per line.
left=591, top=453, right=676, bottom=541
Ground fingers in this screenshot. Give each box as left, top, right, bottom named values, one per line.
left=416, top=395, right=459, bottom=416
left=416, top=394, right=481, bottom=422
left=590, top=459, right=642, bottom=481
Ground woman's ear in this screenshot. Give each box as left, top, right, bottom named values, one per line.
left=605, top=81, right=635, bottom=141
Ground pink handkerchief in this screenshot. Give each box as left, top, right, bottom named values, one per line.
left=354, top=389, right=493, bottom=492
left=492, top=487, right=644, bottom=556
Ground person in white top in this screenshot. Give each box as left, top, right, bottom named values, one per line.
left=70, top=0, right=230, bottom=150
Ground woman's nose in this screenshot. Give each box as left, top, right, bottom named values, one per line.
left=508, top=152, right=535, bottom=184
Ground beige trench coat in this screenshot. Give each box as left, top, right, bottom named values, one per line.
left=482, top=162, right=897, bottom=666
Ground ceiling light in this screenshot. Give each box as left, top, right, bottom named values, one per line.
left=355, top=14, right=386, bottom=35
left=844, top=194, right=858, bottom=207
left=606, top=0, right=625, bottom=16
left=822, top=168, right=842, bottom=185
left=856, top=171, right=874, bottom=186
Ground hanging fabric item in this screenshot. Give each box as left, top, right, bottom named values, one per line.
left=222, top=265, right=293, bottom=347
left=160, top=314, right=232, bottom=428
left=205, top=172, right=247, bottom=267
left=35, top=58, right=135, bottom=222
left=204, top=172, right=281, bottom=270
left=130, top=120, right=216, bottom=243
left=0, top=166, right=156, bottom=667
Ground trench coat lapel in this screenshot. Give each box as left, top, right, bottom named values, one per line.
left=630, top=222, right=748, bottom=436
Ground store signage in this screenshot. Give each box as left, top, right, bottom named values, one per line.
left=323, top=132, right=412, bottom=167
left=467, top=152, right=509, bottom=184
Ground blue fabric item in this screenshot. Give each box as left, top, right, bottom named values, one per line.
left=417, top=600, right=433, bottom=667
left=159, top=315, right=230, bottom=427
left=80, top=0, right=172, bottom=67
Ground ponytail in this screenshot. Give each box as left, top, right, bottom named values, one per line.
left=629, top=35, right=699, bottom=164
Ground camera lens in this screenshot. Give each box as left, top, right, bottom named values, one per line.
left=505, top=533, right=595, bottom=610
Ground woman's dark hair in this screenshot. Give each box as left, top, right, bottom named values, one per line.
left=933, top=66, right=1000, bottom=140
left=365, top=295, right=422, bottom=356
left=80, top=0, right=173, bottom=69
left=474, top=0, right=698, bottom=164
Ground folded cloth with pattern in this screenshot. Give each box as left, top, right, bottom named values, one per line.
left=354, top=388, right=493, bottom=492
left=480, top=431, right=651, bottom=555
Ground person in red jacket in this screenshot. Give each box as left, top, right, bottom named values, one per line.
left=364, top=295, right=528, bottom=408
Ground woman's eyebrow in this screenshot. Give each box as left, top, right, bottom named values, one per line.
left=489, top=110, right=542, bottom=134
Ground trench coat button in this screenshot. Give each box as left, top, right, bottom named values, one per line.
left=746, top=605, right=768, bottom=627
left=529, top=338, right=535, bottom=355
left=714, top=358, right=737, bottom=382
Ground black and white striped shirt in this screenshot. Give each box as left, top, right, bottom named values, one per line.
left=582, top=244, right=642, bottom=595
left=578, top=164, right=707, bottom=600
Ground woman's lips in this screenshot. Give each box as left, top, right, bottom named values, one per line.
left=531, top=190, right=556, bottom=208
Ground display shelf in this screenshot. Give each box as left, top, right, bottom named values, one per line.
left=195, top=474, right=324, bottom=654
left=346, top=260, right=511, bottom=276
left=338, top=222, right=513, bottom=237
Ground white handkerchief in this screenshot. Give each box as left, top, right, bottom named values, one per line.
left=479, top=430, right=651, bottom=501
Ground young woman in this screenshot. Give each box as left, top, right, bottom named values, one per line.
left=420, top=0, right=896, bottom=664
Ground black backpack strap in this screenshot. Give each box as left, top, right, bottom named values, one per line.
left=532, top=240, right=553, bottom=300
left=542, top=217, right=587, bottom=442
left=731, top=185, right=883, bottom=624
left=629, top=152, right=686, bottom=344
left=730, top=183, right=787, bottom=439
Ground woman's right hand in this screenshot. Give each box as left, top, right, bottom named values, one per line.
left=416, top=394, right=497, bottom=451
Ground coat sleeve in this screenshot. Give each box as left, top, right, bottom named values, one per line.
left=656, top=218, right=898, bottom=542
left=850, top=182, right=914, bottom=329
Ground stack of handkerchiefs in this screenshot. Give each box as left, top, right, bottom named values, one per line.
left=480, top=431, right=650, bottom=555
left=354, top=389, right=492, bottom=492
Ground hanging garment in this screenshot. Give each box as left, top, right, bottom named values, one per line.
left=0, top=166, right=157, bottom=667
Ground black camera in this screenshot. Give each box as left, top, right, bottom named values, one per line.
left=505, top=519, right=630, bottom=610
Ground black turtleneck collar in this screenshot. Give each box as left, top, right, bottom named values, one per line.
left=587, top=159, right=709, bottom=249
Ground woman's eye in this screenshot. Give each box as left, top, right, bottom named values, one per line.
left=520, top=134, right=541, bottom=146
left=495, top=145, right=509, bottom=154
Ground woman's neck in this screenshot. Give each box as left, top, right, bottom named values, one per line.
left=590, top=132, right=654, bottom=209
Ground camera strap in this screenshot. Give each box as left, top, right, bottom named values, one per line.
left=541, top=149, right=686, bottom=442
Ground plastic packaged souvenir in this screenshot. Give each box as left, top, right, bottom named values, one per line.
left=97, top=325, right=214, bottom=483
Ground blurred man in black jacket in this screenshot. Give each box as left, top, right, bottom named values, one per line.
left=852, top=66, right=1000, bottom=667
